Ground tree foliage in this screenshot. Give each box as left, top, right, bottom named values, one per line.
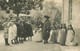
left=30, top=1, right=62, bottom=28
left=0, top=0, right=43, bottom=16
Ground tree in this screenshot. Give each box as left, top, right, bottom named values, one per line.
left=0, top=0, right=44, bottom=17
left=31, top=1, right=62, bottom=28
left=28, top=1, right=62, bottom=26
left=42, top=1, right=62, bottom=27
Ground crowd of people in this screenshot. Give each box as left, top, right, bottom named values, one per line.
left=3, top=16, right=34, bottom=45
left=2, top=15, right=78, bottom=46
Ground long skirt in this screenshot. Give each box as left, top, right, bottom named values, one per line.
left=65, top=30, right=76, bottom=46
left=50, top=30, right=58, bottom=43
left=8, top=25, right=17, bottom=44
left=57, top=29, right=62, bottom=43
left=33, top=28, right=42, bottom=41
left=60, top=29, right=67, bottom=45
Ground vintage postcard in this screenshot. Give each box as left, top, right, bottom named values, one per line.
left=0, top=0, right=80, bottom=51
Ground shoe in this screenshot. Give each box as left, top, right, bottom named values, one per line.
left=44, top=42, right=46, bottom=44
left=39, top=40, right=42, bottom=42
left=61, top=44, right=65, bottom=46
left=36, top=40, right=42, bottom=42
left=44, top=40, right=48, bottom=44
left=44, top=42, right=48, bottom=44
left=11, top=42, right=14, bottom=44
left=5, top=44, right=10, bottom=46
left=57, top=42, right=60, bottom=44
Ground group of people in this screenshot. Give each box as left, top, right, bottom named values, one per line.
left=51, top=23, right=78, bottom=46
left=2, top=15, right=78, bottom=46
left=3, top=16, right=33, bottom=45
left=34, top=15, right=78, bottom=46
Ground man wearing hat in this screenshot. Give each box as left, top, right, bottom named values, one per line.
left=42, top=15, right=51, bottom=44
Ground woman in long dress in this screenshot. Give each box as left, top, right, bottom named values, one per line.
left=50, top=26, right=58, bottom=43
left=15, top=19, right=20, bottom=43
left=60, top=24, right=67, bottom=46
left=19, top=21, right=25, bottom=43
left=57, top=24, right=62, bottom=43
left=34, top=18, right=43, bottom=42
left=27, top=21, right=33, bottom=41
left=65, top=25, right=77, bottom=46
left=8, top=22, right=17, bottom=44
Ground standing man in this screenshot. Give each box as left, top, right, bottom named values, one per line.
left=42, top=15, right=51, bottom=44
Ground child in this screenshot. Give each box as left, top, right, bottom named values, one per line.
left=65, top=25, right=77, bottom=46
left=34, top=18, right=43, bottom=42
left=8, top=22, right=17, bottom=44
left=57, top=24, right=62, bottom=43
left=27, top=21, right=33, bottom=41
left=3, top=22, right=10, bottom=45
left=51, top=26, right=58, bottom=43
left=60, top=24, right=67, bottom=46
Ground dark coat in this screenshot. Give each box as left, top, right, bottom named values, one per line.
left=42, top=20, right=51, bottom=40
left=20, top=25, right=25, bottom=37
left=16, top=22, right=25, bottom=37
left=25, top=23, right=33, bottom=37
left=15, top=23, right=21, bottom=37
left=23, top=22, right=28, bottom=38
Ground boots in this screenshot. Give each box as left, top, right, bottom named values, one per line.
left=5, top=38, right=10, bottom=45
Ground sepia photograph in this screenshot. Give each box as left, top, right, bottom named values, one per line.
left=0, top=0, right=80, bottom=51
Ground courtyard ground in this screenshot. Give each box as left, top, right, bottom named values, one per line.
left=0, top=30, right=80, bottom=51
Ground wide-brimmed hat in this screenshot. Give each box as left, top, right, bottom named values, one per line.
left=44, top=15, right=50, bottom=19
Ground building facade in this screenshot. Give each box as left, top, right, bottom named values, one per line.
left=63, top=0, right=80, bottom=44
left=63, top=0, right=80, bottom=28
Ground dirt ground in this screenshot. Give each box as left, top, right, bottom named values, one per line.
left=0, top=30, right=80, bottom=51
